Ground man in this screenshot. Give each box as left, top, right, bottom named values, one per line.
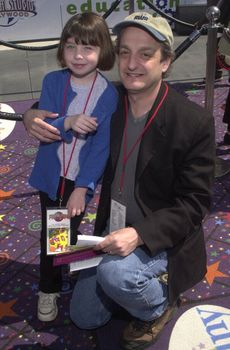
left=24, top=12, right=215, bottom=350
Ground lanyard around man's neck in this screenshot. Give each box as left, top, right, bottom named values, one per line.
left=119, top=83, right=169, bottom=194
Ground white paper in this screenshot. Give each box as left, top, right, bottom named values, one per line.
left=69, top=256, right=104, bottom=272
left=76, top=235, right=105, bottom=247
left=109, top=199, right=126, bottom=233
left=69, top=235, right=105, bottom=272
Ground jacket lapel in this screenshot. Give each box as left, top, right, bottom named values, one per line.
left=110, top=86, right=126, bottom=171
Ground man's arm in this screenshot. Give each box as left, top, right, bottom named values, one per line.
left=23, top=109, right=61, bottom=143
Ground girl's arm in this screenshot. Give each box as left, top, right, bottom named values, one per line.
left=64, top=114, right=97, bottom=134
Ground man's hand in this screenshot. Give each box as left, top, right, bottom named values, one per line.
left=94, top=227, right=144, bottom=256
left=23, top=109, right=61, bottom=143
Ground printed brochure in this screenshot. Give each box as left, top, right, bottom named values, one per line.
left=53, top=234, right=105, bottom=271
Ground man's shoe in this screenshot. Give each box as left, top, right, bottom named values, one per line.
left=37, top=291, right=60, bottom=322
left=223, top=132, right=230, bottom=145
left=121, top=305, right=177, bottom=350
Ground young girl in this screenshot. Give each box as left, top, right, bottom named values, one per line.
left=29, top=12, right=118, bottom=322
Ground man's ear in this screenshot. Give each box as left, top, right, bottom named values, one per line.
left=162, top=58, right=171, bottom=73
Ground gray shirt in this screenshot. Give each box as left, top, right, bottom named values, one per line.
left=111, top=108, right=148, bottom=225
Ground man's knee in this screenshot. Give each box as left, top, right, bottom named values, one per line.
left=69, top=299, right=101, bottom=330
left=97, top=257, right=132, bottom=295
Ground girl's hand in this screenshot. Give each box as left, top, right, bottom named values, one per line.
left=66, top=187, right=87, bottom=217
left=65, top=114, right=97, bottom=134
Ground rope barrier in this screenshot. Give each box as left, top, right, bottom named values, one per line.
left=0, top=0, right=195, bottom=52
left=0, top=0, right=123, bottom=51
left=103, top=0, right=122, bottom=19
left=142, top=0, right=194, bottom=28
left=0, top=40, right=58, bottom=51
left=0, top=111, right=23, bottom=121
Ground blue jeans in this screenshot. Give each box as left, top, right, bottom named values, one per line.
left=70, top=248, right=168, bottom=329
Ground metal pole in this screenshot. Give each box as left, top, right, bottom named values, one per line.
left=205, top=6, right=230, bottom=178
left=204, top=6, right=221, bottom=114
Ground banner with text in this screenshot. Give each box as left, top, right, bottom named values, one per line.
left=0, top=0, right=199, bottom=42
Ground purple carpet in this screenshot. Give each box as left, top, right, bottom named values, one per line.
left=0, top=80, right=229, bottom=350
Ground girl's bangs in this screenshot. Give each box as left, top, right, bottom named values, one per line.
left=68, top=26, right=101, bottom=46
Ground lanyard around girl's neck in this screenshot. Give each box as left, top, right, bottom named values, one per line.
left=59, top=71, right=98, bottom=206
left=119, top=83, right=168, bottom=194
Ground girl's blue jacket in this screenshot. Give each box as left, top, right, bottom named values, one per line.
left=29, top=69, right=118, bottom=201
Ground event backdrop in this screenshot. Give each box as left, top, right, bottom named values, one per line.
left=0, top=0, right=206, bottom=42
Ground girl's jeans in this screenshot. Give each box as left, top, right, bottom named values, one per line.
left=70, top=248, right=168, bottom=329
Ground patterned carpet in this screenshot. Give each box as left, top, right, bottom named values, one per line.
left=0, top=80, right=229, bottom=350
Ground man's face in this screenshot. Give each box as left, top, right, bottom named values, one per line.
left=117, top=26, right=171, bottom=95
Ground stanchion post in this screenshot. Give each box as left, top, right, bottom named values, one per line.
left=204, top=6, right=221, bottom=114
left=204, top=5, right=230, bottom=178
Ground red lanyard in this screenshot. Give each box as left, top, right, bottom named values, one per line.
left=119, top=83, right=168, bottom=194
left=59, top=71, right=98, bottom=206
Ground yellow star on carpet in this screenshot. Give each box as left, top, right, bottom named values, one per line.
left=0, top=299, right=18, bottom=319
left=0, top=214, right=5, bottom=221
left=205, top=261, right=228, bottom=286
left=0, top=144, right=6, bottom=151
left=84, top=212, right=96, bottom=223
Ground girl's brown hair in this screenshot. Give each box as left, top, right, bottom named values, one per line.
left=57, top=12, right=115, bottom=71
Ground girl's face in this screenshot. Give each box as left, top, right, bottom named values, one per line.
left=64, top=37, right=101, bottom=82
